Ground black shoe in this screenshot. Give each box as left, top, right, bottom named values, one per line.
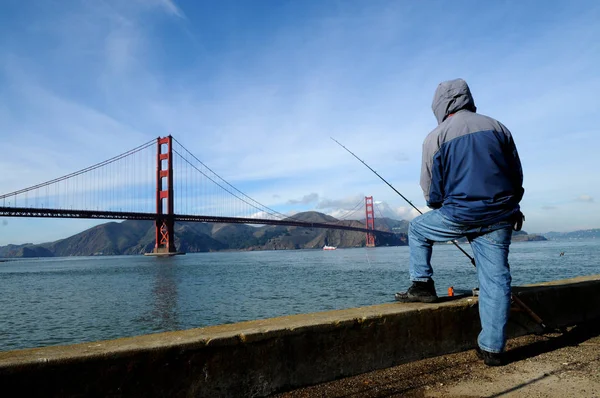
left=395, top=280, right=438, bottom=303
left=475, top=347, right=504, bottom=366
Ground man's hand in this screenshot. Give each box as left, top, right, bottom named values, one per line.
left=427, top=201, right=442, bottom=209
left=512, top=211, right=525, bottom=231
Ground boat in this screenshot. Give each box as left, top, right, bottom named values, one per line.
left=323, top=245, right=337, bottom=250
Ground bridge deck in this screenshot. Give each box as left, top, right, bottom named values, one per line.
left=0, top=206, right=394, bottom=235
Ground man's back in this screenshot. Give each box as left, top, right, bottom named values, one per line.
left=420, top=79, right=523, bottom=226
left=403, top=78, right=520, bottom=362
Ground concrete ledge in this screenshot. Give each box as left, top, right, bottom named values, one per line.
left=512, top=275, right=600, bottom=329
left=1, top=275, right=599, bottom=397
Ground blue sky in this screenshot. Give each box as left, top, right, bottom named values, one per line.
left=1, top=0, right=599, bottom=245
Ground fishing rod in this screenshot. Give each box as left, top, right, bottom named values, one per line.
left=332, top=138, right=553, bottom=328
left=330, top=137, right=476, bottom=267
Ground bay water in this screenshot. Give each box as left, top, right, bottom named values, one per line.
left=1, top=239, right=599, bottom=352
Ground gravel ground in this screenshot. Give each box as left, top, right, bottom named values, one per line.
left=272, top=323, right=600, bottom=398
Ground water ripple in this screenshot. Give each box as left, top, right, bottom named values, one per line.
left=1, top=241, right=599, bottom=351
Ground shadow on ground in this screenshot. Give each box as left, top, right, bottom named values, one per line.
left=505, top=322, right=600, bottom=365
left=274, top=322, right=600, bottom=398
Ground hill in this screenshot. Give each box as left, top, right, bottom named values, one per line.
left=0, top=212, right=552, bottom=258
left=543, top=229, right=600, bottom=240
left=0, top=211, right=407, bottom=258
left=451, top=230, right=546, bottom=244
left=511, top=230, right=547, bottom=242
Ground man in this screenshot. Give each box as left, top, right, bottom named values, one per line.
left=397, top=78, right=524, bottom=366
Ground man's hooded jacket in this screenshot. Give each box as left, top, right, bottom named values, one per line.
left=420, top=78, right=524, bottom=225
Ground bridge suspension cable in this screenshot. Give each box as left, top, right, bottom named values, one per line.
left=171, top=137, right=305, bottom=222
left=336, top=198, right=365, bottom=220
left=1, top=139, right=156, bottom=212
left=374, top=202, right=393, bottom=231
left=0, top=139, right=155, bottom=201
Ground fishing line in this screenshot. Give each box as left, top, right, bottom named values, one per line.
left=330, top=137, right=476, bottom=267
left=365, top=249, right=372, bottom=267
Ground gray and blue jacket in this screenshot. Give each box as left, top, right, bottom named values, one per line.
left=420, top=79, right=524, bottom=225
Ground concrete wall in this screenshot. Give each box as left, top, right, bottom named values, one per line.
left=1, top=275, right=599, bottom=397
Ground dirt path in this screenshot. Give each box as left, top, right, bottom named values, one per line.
left=273, top=323, right=600, bottom=397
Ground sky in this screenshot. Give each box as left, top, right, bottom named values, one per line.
left=1, top=0, right=599, bottom=246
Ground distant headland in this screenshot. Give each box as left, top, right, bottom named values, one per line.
left=0, top=211, right=554, bottom=258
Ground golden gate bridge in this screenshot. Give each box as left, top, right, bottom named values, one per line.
left=0, top=136, right=394, bottom=255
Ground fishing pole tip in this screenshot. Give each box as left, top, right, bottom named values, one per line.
left=330, top=137, right=343, bottom=146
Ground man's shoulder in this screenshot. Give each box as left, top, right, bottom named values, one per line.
left=423, top=125, right=444, bottom=149
left=459, top=111, right=508, bottom=133
left=424, top=112, right=510, bottom=149
left=424, top=115, right=465, bottom=147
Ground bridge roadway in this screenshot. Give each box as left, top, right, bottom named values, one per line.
left=0, top=206, right=395, bottom=236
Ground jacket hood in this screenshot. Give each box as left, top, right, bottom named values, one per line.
left=431, top=78, right=477, bottom=124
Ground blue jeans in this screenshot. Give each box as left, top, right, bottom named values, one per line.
left=408, top=209, right=512, bottom=353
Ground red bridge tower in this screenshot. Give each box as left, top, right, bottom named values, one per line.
left=365, top=196, right=375, bottom=247
left=148, top=135, right=182, bottom=256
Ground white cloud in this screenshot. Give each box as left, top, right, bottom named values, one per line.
left=321, top=198, right=426, bottom=222
left=317, top=195, right=364, bottom=210
left=576, top=195, right=594, bottom=203
left=154, top=0, right=185, bottom=18
left=287, top=193, right=319, bottom=205
left=372, top=201, right=427, bottom=221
